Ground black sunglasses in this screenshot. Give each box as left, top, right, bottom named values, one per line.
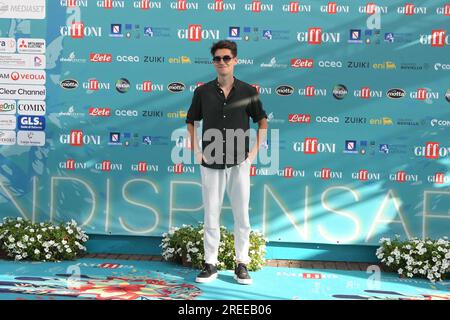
left=212, top=55, right=234, bottom=63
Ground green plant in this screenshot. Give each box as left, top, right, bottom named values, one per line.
left=160, top=223, right=267, bottom=271
left=376, top=236, right=449, bottom=282
left=0, top=217, right=89, bottom=262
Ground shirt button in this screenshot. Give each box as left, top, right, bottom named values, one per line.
left=223, top=115, right=226, bottom=118
left=224, top=102, right=226, bottom=106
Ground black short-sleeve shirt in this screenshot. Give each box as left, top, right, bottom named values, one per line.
left=186, top=77, right=267, bottom=169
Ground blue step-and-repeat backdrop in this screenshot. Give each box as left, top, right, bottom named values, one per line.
left=0, top=0, right=449, bottom=245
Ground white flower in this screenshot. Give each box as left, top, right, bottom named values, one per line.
left=67, top=229, right=74, bottom=234
left=45, top=254, right=51, bottom=259
left=34, top=249, right=40, bottom=255
left=37, top=234, right=42, bottom=240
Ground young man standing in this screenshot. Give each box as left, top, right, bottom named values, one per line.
left=186, top=40, right=268, bottom=285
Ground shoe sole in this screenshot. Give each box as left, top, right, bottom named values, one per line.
left=195, top=273, right=218, bottom=283
left=234, top=274, right=253, bottom=285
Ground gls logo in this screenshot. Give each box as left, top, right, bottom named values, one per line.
left=178, top=25, right=220, bottom=41
left=17, top=116, right=45, bottom=131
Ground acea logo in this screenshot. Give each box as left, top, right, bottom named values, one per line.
left=116, top=78, right=131, bottom=93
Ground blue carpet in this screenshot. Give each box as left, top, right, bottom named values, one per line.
left=0, top=258, right=448, bottom=300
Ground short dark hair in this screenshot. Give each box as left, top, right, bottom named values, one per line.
left=210, top=40, right=237, bottom=57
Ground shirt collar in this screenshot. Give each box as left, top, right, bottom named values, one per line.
left=215, top=77, right=239, bottom=89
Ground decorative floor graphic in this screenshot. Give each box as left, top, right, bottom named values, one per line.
left=0, top=259, right=448, bottom=300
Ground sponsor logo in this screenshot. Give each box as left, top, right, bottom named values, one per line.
left=60, top=22, right=102, bottom=38
left=0, top=69, right=46, bottom=85
left=116, top=78, right=130, bottom=93
left=17, top=38, right=45, bottom=54
left=17, top=130, right=45, bottom=146
left=17, top=100, right=46, bottom=116
left=291, top=58, right=313, bottom=68
left=17, top=115, right=45, bottom=131
left=178, top=25, right=220, bottom=41
left=0, top=84, right=46, bottom=100
left=352, top=170, right=381, bottom=181
left=276, top=85, right=294, bottom=96
left=320, top=2, right=349, bottom=14
left=167, top=82, right=185, bottom=93
left=387, top=88, right=406, bottom=99
left=0, top=38, right=16, bottom=53
left=297, top=28, right=341, bottom=44
left=0, top=130, right=16, bottom=145
left=293, top=138, right=336, bottom=154
left=414, top=142, right=450, bottom=159
left=298, top=85, right=327, bottom=97
left=90, top=53, right=113, bottom=63
left=60, top=79, right=78, bottom=90
left=60, top=51, right=87, bottom=63
left=314, top=168, right=343, bottom=180
left=59, top=130, right=101, bottom=146
left=134, top=0, right=162, bottom=10
left=0, top=115, right=16, bottom=130
left=0, top=100, right=16, bottom=114
left=332, top=84, right=348, bottom=100
left=0, top=0, right=46, bottom=19
left=60, top=0, right=88, bottom=7
left=260, top=57, right=287, bottom=68
left=89, top=107, right=111, bottom=117
left=0, top=53, right=46, bottom=69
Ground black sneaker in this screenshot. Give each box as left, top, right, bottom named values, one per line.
left=234, top=263, right=252, bottom=285
left=195, top=263, right=218, bottom=283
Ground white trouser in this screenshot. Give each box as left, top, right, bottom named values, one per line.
left=200, top=158, right=252, bottom=265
